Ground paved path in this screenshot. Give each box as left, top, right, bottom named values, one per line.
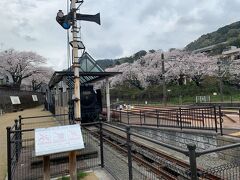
left=0, top=106, right=52, bottom=180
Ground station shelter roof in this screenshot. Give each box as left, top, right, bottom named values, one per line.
left=49, top=52, right=121, bottom=88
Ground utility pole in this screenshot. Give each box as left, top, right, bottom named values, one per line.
left=217, top=61, right=224, bottom=102
left=161, top=53, right=167, bottom=106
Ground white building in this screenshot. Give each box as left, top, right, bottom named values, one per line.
left=0, top=71, right=13, bottom=86
left=222, top=46, right=240, bottom=61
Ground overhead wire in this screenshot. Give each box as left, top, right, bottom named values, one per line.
left=66, top=0, right=74, bottom=121
left=67, top=0, right=71, bottom=70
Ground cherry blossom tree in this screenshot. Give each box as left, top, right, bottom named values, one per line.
left=105, top=49, right=218, bottom=88
left=24, top=66, right=54, bottom=91
left=0, top=49, right=47, bottom=89
left=164, top=50, right=218, bottom=86
left=221, top=56, right=240, bottom=87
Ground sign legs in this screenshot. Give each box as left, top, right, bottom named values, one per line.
left=43, top=155, right=50, bottom=180
left=69, top=151, right=77, bottom=180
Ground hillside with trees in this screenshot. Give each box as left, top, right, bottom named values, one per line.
left=185, top=21, right=240, bottom=54
left=97, top=50, right=149, bottom=69
left=97, top=21, right=240, bottom=104
left=101, top=49, right=240, bottom=104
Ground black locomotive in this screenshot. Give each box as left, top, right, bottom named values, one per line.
left=79, top=85, right=102, bottom=123
left=47, top=85, right=102, bottom=123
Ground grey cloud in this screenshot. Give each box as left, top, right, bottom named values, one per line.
left=90, top=44, right=123, bottom=59
left=15, top=0, right=36, bottom=9
left=138, top=1, right=173, bottom=23
left=24, top=35, right=37, bottom=42
left=177, top=16, right=200, bottom=25
left=220, top=0, right=240, bottom=12
left=1, top=0, right=240, bottom=71
left=11, top=18, right=35, bottom=40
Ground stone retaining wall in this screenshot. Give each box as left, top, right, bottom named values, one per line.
left=130, top=126, right=218, bottom=151
left=0, top=88, right=45, bottom=113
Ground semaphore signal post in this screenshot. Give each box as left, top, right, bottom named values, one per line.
left=56, top=0, right=100, bottom=179
left=56, top=0, right=100, bottom=122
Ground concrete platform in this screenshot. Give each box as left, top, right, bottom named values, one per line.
left=51, top=168, right=115, bottom=180
left=90, top=168, right=115, bottom=180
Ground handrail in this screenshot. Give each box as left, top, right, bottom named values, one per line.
left=196, top=142, right=240, bottom=156
left=102, top=122, right=127, bottom=132
left=20, top=114, right=68, bottom=120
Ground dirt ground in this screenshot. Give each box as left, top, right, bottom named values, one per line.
left=0, top=106, right=53, bottom=180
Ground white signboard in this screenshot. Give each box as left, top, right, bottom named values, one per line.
left=10, top=96, right=21, bottom=105
left=195, top=96, right=211, bottom=103
left=35, top=124, right=85, bottom=156
left=32, top=95, right=38, bottom=102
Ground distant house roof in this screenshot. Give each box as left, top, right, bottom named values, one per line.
left=49, top=52, right=121, bottom=88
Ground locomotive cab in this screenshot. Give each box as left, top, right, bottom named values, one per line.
left=80, top=85, right=102, bottom=123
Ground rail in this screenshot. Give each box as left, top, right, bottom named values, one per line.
left=110, top=106, right=223, bottom=134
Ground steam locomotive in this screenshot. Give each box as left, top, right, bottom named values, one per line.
left=47, top=85, right=102, bottom=123
left=79, top=85, right=102, bottom=123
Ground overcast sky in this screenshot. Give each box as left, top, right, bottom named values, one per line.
left=0, top=0, right=240, bottom=70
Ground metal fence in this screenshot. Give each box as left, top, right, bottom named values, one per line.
left=6, top=116, right=240, bottom=180
left=111, top=106, right=223, bottom=134
left=6, top=115, right=101, bottom=180
left=102, top=123, right=239, bottom=180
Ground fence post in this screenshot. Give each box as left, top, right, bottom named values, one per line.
left=99, top=122, right=104, bottom=168
left=218, top=106, right=223, bottom=135
left=127, top=110, right=130, bottom=124
left=14, top=119, right=19, bottom=162
left=156, top=109, right=159, bottom=127
left=187, top=144, right=198, bottom=180
left=126, top=126, right=133, bottom=180
left=143, top=111, right=146, bottom=124
left=6, top=127, right=12, bottom=180
left=139, top=110, right=142, bottom=126
left=119, top=110, right=122, bottom=123
left=18, top=115, right=22, bottom=149
left=213, top=106, right=217, bottom=132
left=176, top=110, right=179, bottom=126
left=179, top=108, right=182, bottom=130
left=239, top=109, right=240, bottom=122
left=201, top=110, right=205, bottom=127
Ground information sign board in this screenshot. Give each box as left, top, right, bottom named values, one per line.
left=10, top=96, right=21, bottom=105
left=35, top=124, right=84, bottom=156
left=32, top=95, right=38, bottom=102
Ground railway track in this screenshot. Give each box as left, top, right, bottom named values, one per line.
left=83, top=125, right=221, bottom=180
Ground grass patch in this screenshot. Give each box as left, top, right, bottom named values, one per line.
left=109, top=82, right=240, bottom=105
left=58, top=172, right=88, bottom=180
